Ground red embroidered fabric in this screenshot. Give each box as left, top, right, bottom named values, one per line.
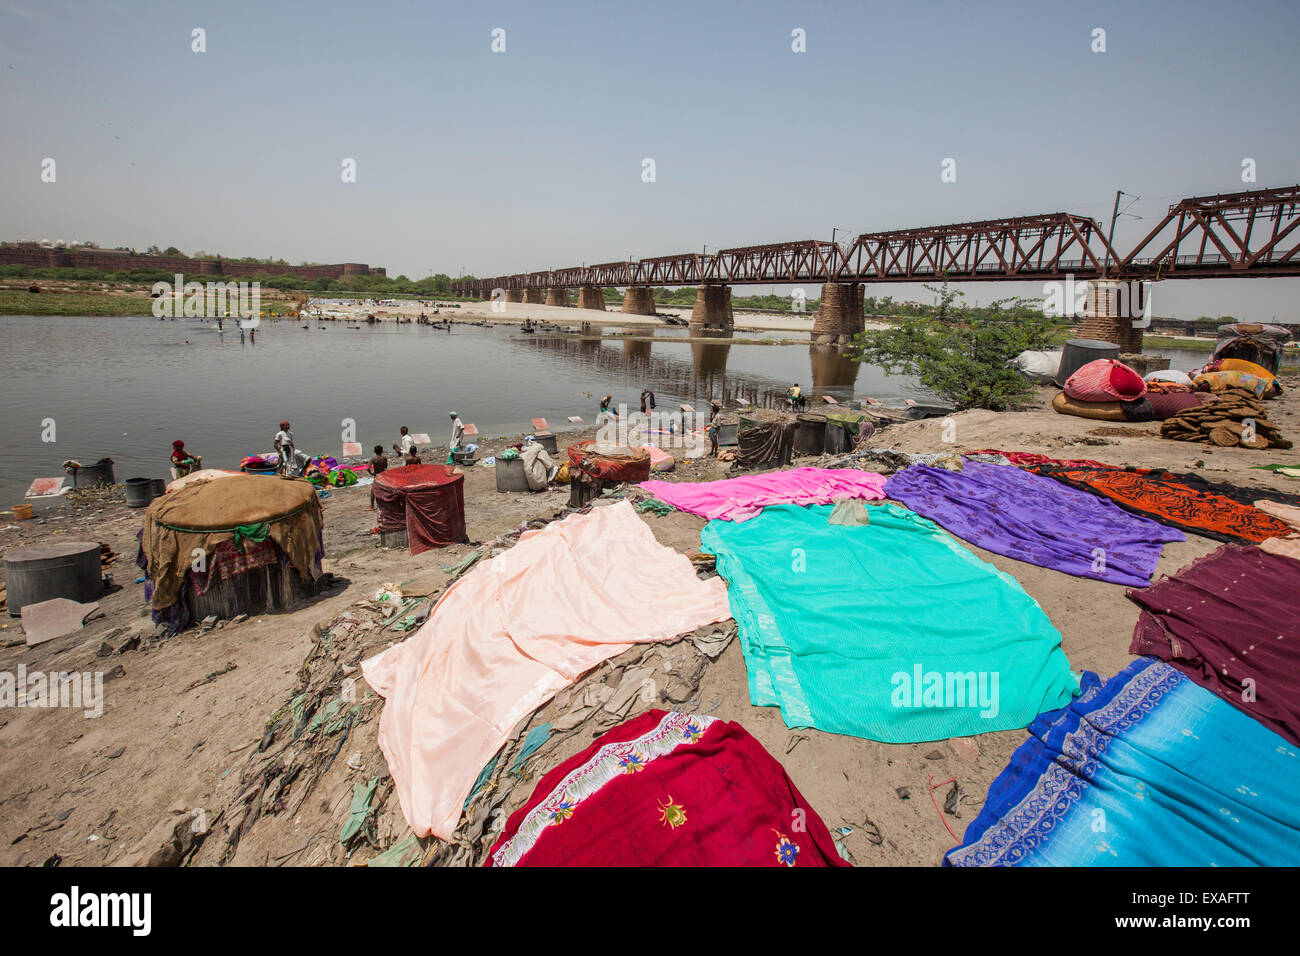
left=486, top=710, right=848, bottom=867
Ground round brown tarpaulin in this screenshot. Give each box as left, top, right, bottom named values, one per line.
left=142, top=474, right=324, bottom=610
left=372, top=464, right=466, bottom=554
left=566, top=441, right=651, bottom=483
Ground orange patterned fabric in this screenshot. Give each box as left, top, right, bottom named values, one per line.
left=1029, top=466, right=1294, bottom=544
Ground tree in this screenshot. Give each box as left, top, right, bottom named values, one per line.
left=850, top=281, right=1063, bottom=411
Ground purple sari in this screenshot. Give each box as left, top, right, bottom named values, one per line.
left=885, top=461, right=1184, bottom=586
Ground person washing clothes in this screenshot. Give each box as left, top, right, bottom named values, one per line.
left=393, top=425, right=415, bottom=457
left=708, top=401, right=722, bottom=458
left=170, top=440, right=202, bottom=477
left=274, top=420, right=295, bottom=475
left=447, top=411, right=465, bottom=465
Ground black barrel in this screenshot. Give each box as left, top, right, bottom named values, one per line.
left=150, top=478, right=167, bottom=499
left=71, top=457, right=115, bottom=488
left=824, top=421, right=849, bottom=455
left=4, top=540, right=103, bottom=615
left=534, top=432, right=559, bottom=456
left=1056, top=339, right=1120, bottom=386
left=125, top=478, right=153, bottom=508
left=793, top=414, right=828, bottom=456
left=495, top=456, right=532, bottom=493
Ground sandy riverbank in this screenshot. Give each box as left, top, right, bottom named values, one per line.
left=1, top=380, right=1296, bottom=867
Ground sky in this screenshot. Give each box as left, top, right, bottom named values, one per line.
left=2, top=0, right=1298, bottom=320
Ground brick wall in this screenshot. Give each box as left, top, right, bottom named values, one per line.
left=0, top=246, right=381, bottom=280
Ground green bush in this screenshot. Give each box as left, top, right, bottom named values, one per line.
left=851, top=282, right=1063, bottom=411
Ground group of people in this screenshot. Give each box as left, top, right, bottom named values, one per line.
left=598, top=390, right=728, bottom=458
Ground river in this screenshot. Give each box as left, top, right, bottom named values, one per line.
left=0, top=314, right=1270, bottom=503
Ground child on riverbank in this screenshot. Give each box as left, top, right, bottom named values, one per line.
left=368, top=445, right=388, bottom=509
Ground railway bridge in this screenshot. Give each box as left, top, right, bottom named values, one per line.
left=452, top=184, right=1300, bottom=351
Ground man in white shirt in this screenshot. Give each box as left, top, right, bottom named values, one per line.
left=274, top=420, right=295, bottom=475
left=394, top=425, right=415, bottom=457
left=448, top=411, right=465, bottom=463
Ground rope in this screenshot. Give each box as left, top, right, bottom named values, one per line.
left=156, top=499, right=313, bottom=534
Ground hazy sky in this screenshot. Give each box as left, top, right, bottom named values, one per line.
left=2, top=0, right=1298, bottom=319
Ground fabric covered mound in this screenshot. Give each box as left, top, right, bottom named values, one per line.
left=945, top=658, right=1300, bottom=866
left=1143, top=389, right=1216, bottom=421
left=362, top=501, right=731, bottom=840
left=165, top=468, right=242, bottom=492
left=1193, top=368, right=1271, bottom=399
left=1202, top=357, right=1280, bottom=393
left=1128, top=544, right=1300, bottom=747
left=486, top=710, right=848, bottom=867
left=372, top=464, right=466, bottom=555
left=1143, top=368, right=1193, bottom=386
left=1064, top=358, right=1147, bottom=403
left=641, top=443, right=675, bottom=472
left=640, top=466, right=888, bottom=522
left=142, top=474, right=323, bottom=610
left=1030, top=466, right=1296, bottom=544
left=1051, top=392, right=1127, bottom=422
left=884, top=461, right=1184, bottom=587
left=566, top=440, right=651, bottom=482
left=1211, top=322, right=1291, bottom=376
left=701, top=502, right=1079, bottom=742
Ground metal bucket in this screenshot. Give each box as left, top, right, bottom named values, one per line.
left=718, top=422, right=738, bottom=446
left=4, top=540, right=103, bottom=616
left=793, top=414, right=828, bottom=456
left=1056, top=339, right=1121, bottom=386
left=534, top=432, right=559, bottom=456
left=150, top=478, right=167, bottom=499
left=125, top=478, right=153, bottom=508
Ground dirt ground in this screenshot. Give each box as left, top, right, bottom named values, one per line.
left=1, top=379, right=1296, bottom=868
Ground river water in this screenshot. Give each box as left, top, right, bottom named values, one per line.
left=0, top=314, right=1263, bottom=503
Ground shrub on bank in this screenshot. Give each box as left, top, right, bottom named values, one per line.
left=851, top=281, right=1064, bottom=411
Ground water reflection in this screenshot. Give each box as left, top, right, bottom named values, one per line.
left=809, top=344, right=862, bottom=398
left=525, top=331, right=793, bottom=409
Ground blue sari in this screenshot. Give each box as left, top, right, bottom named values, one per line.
left=946, top=657, right=1300, bottom=866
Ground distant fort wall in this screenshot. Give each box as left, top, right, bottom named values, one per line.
left=0, top=245, right=384, bottom=280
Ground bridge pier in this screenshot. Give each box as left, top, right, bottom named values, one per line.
left=545, top=287, right=570, bottom=307
left=1081, top=278, right=1143, bottom=353
left=689, top=285, right=733, bottom=332
left=812, top=282, right=864, bottom=345
left=505, top=289, right=523, bottom=303
left=523, top=288, right=546, bottom=305
left=575, top=285, right=606, bottom=311
left=621, top=286, right=657, bottom=315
